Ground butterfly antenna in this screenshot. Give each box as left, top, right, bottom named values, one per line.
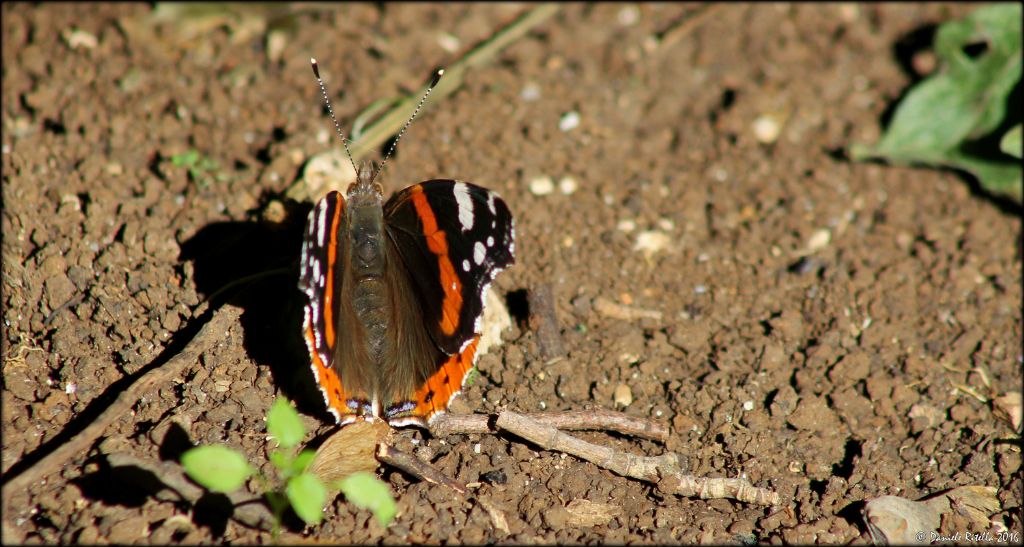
left=310, top=58, right=359, bottom=177
left=370, top=68, right=445, bottom=186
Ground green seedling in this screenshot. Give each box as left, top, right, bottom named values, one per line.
left=181, top=397, right=396, bottom=534
left=851, top=3, right=1022, bottom=203
left=170, top=149, right=226, bottom=188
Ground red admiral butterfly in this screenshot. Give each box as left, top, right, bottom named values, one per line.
left=299, top=60, right=515, bottom=427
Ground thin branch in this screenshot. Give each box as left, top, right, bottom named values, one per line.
left=375, top=443, right=510, bottom=534
left=430, top=409, right=668, bottom=442
left=494, top=411, right=781, bottom=506
left=528, top=283, right=566, bottom=361
left=650, top=5, right=724, bottom=53
left=287, top=3, right=561, bottom=202
left=105, top=453, right=275, bottom=531
left=2, top=306, right=241, bottom=497
left=376, top=443, right=467, bottom=496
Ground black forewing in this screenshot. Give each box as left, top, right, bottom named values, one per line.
left=383, top=180, right=515, bottom=355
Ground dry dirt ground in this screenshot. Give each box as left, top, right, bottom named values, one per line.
left=2, top=3, right=1021, bottom=544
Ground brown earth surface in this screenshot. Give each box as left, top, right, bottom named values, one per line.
left=2, top=3, right=1022, bottom=544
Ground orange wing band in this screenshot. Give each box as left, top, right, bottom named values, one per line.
left=409, top=185, right=463, bottom=336
left=306, top=320, right=349, bottom=420
left=322, top=197, right=343, bottom=348
left=412, top=336, right=480, bottom=421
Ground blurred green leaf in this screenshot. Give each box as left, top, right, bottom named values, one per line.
left=286, top=473, right=327, bottom=525
left=1001, top=125, right=1022, bottom=158
left=267, top=397, right=305, bottom=449
left=181, top=445, right=254, bottom=493
left=268, top=448, right=289, bottom=471
left=851, top=3, right=1022, bottom=203
left=171, top=150, right=199, bottom=167
left=291, top=450, right=316, bottom=475
left=339, top=472, right=397, bottom=527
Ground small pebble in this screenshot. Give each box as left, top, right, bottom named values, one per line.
left=437, top=32, right=461, bottom=53
left=742, top=400, right=754, bottom=411
left=63, top=28, right=98, bottom=50
left=634, top=230, right=670, bottom=255
left=558, top=176, right=578, bottom=195
left=529, top=175, right=555, bottom=195
left=838, top=3, right=859, bottom=22
left=614, top=383, right=633, bottom=407
left=617, top=219, right=636, bottom=233
left=806, top=228, right=832, bottom=252
left=266, top=29, right=287, bottom=63
left=617, top=5, right=640, bottom=26
left=752, top=114, right=782, bottom=144
left=559, top=111, right=580, bottom=132
left=521, top=82, right=541, bottom=102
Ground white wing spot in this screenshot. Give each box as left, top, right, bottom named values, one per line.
left=316, top=202, right=328, bottom=246
left=474, top=241, right=486, bottom=265
left=487, top=235, right=494, bottom=247
left=453, top=183, right=474, bottom=231
left=462, top=259, right=471, bottom=272
left=486, top=192, right=497, bottom=215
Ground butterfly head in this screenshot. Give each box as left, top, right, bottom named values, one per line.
left=347, top=161, right=384, bottom=201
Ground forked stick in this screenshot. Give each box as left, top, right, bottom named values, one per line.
left=493, top=411, right=781, bottom=506
left=415, top=410, right=781, bottom=506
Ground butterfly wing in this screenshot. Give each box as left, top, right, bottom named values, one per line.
left=381, top=180, right=514, bottom=424
left=383, top=180, right=515, bottom=354
left=298, top=191, right=358, bottom=424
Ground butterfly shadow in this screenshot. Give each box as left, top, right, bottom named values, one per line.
left=178, top=192, right=333, bottom=422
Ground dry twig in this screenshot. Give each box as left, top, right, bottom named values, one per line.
left=430, top=409, right=668, bottom=442
left=105, top=453, right=275, bottom=530
left=528, top=283, right=566, bottom=361
left=495, top=411, right=781, bottom=506
left=286, top=3, right=561, bottom=202
left=375, top=442, right=511, bottom=534
left=376, top=443, right=468, bottom=496
left=2, top=306, right=241, bottom=500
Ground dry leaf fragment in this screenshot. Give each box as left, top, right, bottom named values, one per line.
left=863, top=486, right=1001, bottom=545
left=544, top=499, right=622, bottom=528
left=308, top=420, right=390, bottom=489
left=992, top=391, right=1022, bottom=431
left=593, top=297, right=662, bottom=321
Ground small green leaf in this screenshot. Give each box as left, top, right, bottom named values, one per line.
left=1001, top=125, right=1022, bottom=159
left=286, top=472, right=327, bottom=525
left=267, top=397, right=305, bottom=449
left=463, top=367, right=480, bottom=387
left=268, top=448, right=290, bottom=472
left=171, top=150, right=199, bottom=167
left=339, top=472, right=397, bottom=527
left=181, top=445, right=254, bottom=493
left=291, top=449, right=316, bottom=475
left=850, top=3, right=1022, bottom=203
